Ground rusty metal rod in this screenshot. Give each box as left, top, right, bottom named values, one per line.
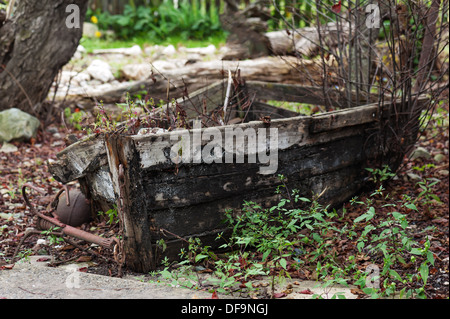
left=22, top=185, right=117, bottom=250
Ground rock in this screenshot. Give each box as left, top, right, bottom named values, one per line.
left=0, top=142, right=18, bottom=153
left=437, top=169, right=449, bottom=177
left=88, top=79, right=103, bottom=86
left=0, top=108, right=40, bottom=143
left=122, top=60, right=182, bottom=81
left=83, top=22, right=99, bottom=38
left=409, top=146, right=431, bottom=160
left=121, top=63, right=151, bottom=81
left=433, top=153, right=446, bottom=163
left=144, top=46, right=155, bottom=56
left=72, top=45, right=87, bottom=60
left=184, top=44, right=216, bottom=55
left=86, top=59, right=115, bottom=83
left=151, top=60, right=178, bottom=72
left=58, top=71, right=90, bottom=86
left=72, top=72, right=91, bottom=86
left=162, top=44, right=177, bottom=56
left=95, top=83, right=114, bottom=92
left=77, top=45, right=87, bottom=54
left=144, top=44, right=165, bottom=57
left=59, top=71, right=77, bottom=84
left=93, top=45, right=143, bottom=56
left=46, top=126, right=58, bottom=134
left=127, top=44, right=143, bottom=56
left=407, top=172, right=422, bottom=180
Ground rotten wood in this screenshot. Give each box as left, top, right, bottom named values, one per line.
left=266, top=22, right=350, bottom=57
left=245, top=81, right=380, bottom=108
left=62, top=56, right=324, bottom=104
left=49, top=80, right=428, bottom=272
left=105, top=135, right=155, bottom=273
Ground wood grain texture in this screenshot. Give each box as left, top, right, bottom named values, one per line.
left=49, top=81, right=428, bottom=271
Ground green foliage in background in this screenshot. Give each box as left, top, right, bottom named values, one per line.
left=87, top=0, right=224, bottom=41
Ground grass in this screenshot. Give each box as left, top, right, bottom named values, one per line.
left=268, top=100, right=324, bottom=115
left=80, top=34, right=227, bottom=53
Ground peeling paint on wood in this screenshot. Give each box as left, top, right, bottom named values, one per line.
left=48, top=80, right=428, bottom=272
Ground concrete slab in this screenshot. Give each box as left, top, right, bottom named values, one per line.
left=0, top=260, right=213, bottom=299
left=0, top=258, right=358, bottom=299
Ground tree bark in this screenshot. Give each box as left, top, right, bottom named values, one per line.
left=0, top=0, right=88, bottom=115
left=414, top=0, right=442, bottom=93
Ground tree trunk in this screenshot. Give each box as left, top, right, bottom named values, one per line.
left=0, top=0, right=89, bottom=116
left=414, top=0, right=442, bottom=93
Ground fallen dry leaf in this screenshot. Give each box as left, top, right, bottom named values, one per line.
left=298, top=288, right=314, bottom=295
left=0, top=264, right=14, bottom=270
left=282, top=288, right=293, bottom=294
left=76, top=255, right=92, bottom=263
left=206, top=291, right=219, bottom=299
left=350, top=288, right=365, bottom=295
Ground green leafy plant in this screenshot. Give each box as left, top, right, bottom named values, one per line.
left=412, top=163, right=436, bottom=172
left=41, top=226, right=64, bottom=245
left=87, top=0, right=224, bottom=42
left=415, top=178, right=442, bottom=206
left=64, top=107, right=87, bottom=131
left=345, top=183, right=435, bottom=298
left=365, top=165, right=396, bottom=185
left=98, top=205, right=119, bottom=225
left=15, top=249, right=33, bottom=262
left=151, top=171, right=437, bottom=299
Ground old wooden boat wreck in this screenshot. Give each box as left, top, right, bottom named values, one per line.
left=49, top=79, right=427, bottom=272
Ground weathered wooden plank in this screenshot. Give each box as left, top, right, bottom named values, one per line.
left=49, top=83, right=409, bottom=185
left=247, top=101, right=300, bottom=120
left=49, top=136, right=106, bottom=184
left=64, top=56, right=323, bottom=103
left=147, top=164, right=363, bottom=241
left=311, top=103, right=379, bottom=133
left=246, top=81, right=343, bottom=106
left=245, top=81, right=379, bottom=107
left=310, top=95, right=429, bottom=133
left=125, top=132, right=367, bottom=211
left=266, top=22, right=350, bottom=57
left=105, top=135, right=155, bottom=273
left=48, top=80, right=427, bottom=272
left=133, top=116, right=309, bottom=171
left=175, top=80, right=226, bottom=118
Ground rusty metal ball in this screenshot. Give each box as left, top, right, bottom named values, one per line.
left=54, top=189, right=92, bottom=227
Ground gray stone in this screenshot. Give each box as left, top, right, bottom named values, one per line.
left=438, top=169, right=449, bottom=177
left=0, top=142, right=18, bottom=153
left=162, top=44, right=176, bottom=56
left=72, top=45, right=87, bottom=60
left=409, top=146, right=431, bottom=160
left=0, top=108, right=40, bottom=143
left=433, top=153, right=446, bottom=163
left=83, top=22, right=99, bottom=38
left=151, top=60, right=178, bottom=71
left=86, top=60, right=115, bottom=83
left=121, top=63, right=151, bottom=81
left=407, top=172, right=422, bottom=180
left=93, top=45, right=142, bottom=56
left=184, top=44, right=216, bottom=55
